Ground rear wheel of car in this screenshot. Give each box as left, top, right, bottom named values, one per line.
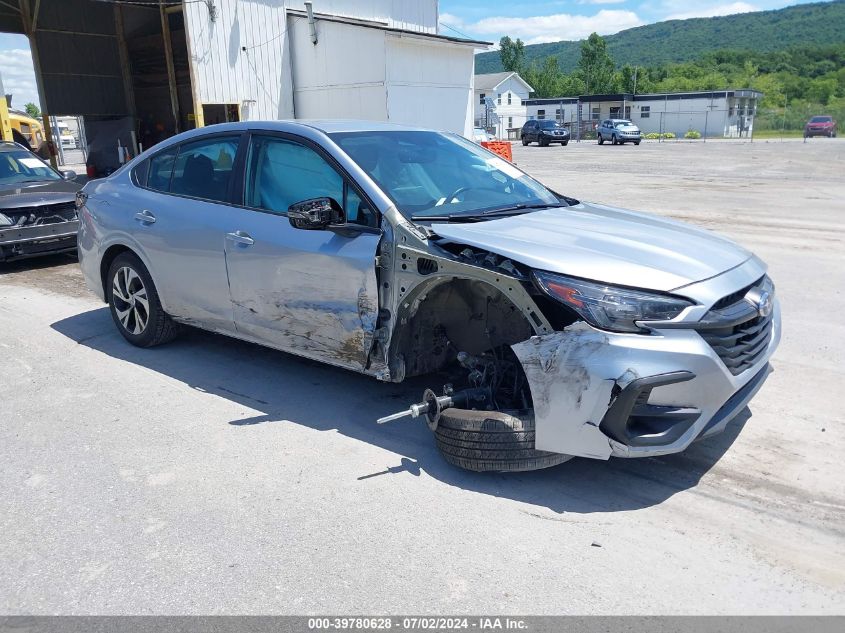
left=434, top=408, right=572, bottom=472
left=521, top=135, right=529, bottom=146
left=107, top=252, right=179, bottom=348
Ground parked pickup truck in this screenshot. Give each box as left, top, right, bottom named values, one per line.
left=77, top=121, right=780, bottom=471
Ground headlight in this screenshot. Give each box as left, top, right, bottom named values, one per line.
left=533, top=271, right=694, bottom=333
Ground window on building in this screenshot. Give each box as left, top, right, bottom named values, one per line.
left=479, top=93, right=486, bottom=105
left=610, top=106, right=620, bottom=118
left=625, top=106, right=631, bottom=118
left=641, top=106, right=650, bottom=119
left=169, top=136, right=239, bottom=203
left=508, top=117, right=513, bottom=128
left=497, top=93, right=502, bottom=105
left=537, top=109, right=546, bottom=120
left=591, top=107, right=600, bottom=121
left=507, top=93, right=512, bottom=105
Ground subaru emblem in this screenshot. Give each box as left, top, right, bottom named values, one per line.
left=757, top=291, right=772, bottom=317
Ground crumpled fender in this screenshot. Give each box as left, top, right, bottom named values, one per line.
left=512, top=322, right=635, bottom=459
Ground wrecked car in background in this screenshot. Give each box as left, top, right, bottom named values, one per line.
left=76, top=121, right=780, bottom=472
left=0, top=141, right=80, bottom=262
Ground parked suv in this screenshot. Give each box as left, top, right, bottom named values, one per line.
left=598, top=119, right=641, bottom=145
left=78, top=121, right=779, bottom=472
left=521, top=120, right=570, bottom=146
left=804, top=116, right=837, bottom=138
left=0, top=141, right=80, bottom=261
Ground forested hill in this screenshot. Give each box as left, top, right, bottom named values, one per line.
left=473, top=0, right=845, bottom=73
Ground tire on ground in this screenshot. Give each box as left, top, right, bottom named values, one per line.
left=434, top=408, right=572, bottom=472
left=107, top=252, right=180, bottom=348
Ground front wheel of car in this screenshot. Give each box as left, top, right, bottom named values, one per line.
left=434, top=408, right=572, bottom=472
left=611, top=134, right=618, bottom=145
left=562, top=141, right=568, bottom=146
left=521, top=136, right=529, bottom=146
left=107, top=252, right=179, bottom=348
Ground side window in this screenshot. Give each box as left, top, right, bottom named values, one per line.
left=132, top=159, right=149, bottom=187
left=169, top=136, right=239, bottom=202
left=147, top=149, right=177, bottom=192
left=245, top=136, right=376, bottom=227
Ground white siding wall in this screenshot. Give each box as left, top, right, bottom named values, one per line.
left=184, top=0, right=473, bottom=133
left=386, top=35, right=475, bottom=136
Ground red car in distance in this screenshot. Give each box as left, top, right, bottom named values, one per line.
left=804, top=115, right=837, bottom=138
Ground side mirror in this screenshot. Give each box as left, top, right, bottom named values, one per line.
left=62, top=169, right=77, bottom=181
left=287, top=197, right=344, bottom=230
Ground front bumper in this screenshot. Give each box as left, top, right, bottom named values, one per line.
left=511, top=299, right=781, bottom=460
left=0, top=221, right=79, bottom=261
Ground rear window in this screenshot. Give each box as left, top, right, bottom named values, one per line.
left=131, top=160, right=149, bottom=187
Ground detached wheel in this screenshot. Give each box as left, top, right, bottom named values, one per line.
left=107, top=252, right=179, bottom=347
left=434, top=408, right=572, bottom=472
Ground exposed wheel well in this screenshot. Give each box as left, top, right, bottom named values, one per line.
left=391, top=277, right=535, bottom=379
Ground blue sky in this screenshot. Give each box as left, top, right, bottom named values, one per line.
left=438, top=0, right=819, bottom=44
left=0, top=1, right=820, bottom=111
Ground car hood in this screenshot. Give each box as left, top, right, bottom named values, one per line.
left=616, top=125, right=640, bottom=132
left=431, top=202, right=752, bottom=292
left=0, top=180, right=79, bottom=210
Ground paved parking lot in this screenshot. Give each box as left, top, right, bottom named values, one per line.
left=1, top=138, right=843, bottom=614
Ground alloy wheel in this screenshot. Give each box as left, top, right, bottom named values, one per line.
left=112, top=266, right=150, bottom=335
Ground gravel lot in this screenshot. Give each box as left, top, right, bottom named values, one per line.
left=1, top=138, right=843, bottom=614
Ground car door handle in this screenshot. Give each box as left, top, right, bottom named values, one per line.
left=225, top=231, right=255, bottom=246
left=134, top=210, right=156, bottom=224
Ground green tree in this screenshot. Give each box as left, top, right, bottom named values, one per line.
left=499, top=36, right=525, bottom=73
left=24, top=102, right=40, bottom=119
left=577, top=33, right=616, bottom=94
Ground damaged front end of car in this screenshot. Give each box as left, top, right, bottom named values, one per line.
left=372, top=209, right=781, bottom=468
left=0, top=201, right=79, bottom=261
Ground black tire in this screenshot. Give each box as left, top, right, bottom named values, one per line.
left=611, top=134, right=618, bottom=145
left=634, top=140, right=640, bottom=146
left=521, top=135, right=529, bottom=146
left=562, top=141, right=568, bottom=146
left=434, top=408, right=572, bottom=472
left=107, top=252, right=179, bottom=347
left=598, top=134, right=604, bottom=145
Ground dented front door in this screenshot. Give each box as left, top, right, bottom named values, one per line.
left=224, top=134, right=380, bottom=371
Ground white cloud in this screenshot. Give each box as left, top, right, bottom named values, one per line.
left=468, top=9, right=643, bottom=45
left=577, top=0, right=627, bottom=4
left=665, top=2, right=758, bottom=21
left=0, top=47, right=40, bottom=112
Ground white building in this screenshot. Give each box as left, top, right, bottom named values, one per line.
left=473, top=72, right=534, bottom=139
left=5, top=0, right=489, bottom=169
left=524, top=90, right=762, bottom=139
left=186, top=1, right=488, bottom=137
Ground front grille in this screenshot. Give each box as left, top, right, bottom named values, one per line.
left=695, top=279, right=774, bottom=376
left=1, top=202, right=77, bottom=227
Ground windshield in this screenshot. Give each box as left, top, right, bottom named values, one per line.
left=0, top=149, right=60, bottom=184
left=538, top=121, right=561, bottom=129
left=614, top=120, right=634, bottom=127
left=810, top=116, right=832, bottom=123
left=330, top=130, right=561, bottom=219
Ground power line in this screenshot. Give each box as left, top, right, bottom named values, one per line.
left=438, top=21, right=474, bottom=41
